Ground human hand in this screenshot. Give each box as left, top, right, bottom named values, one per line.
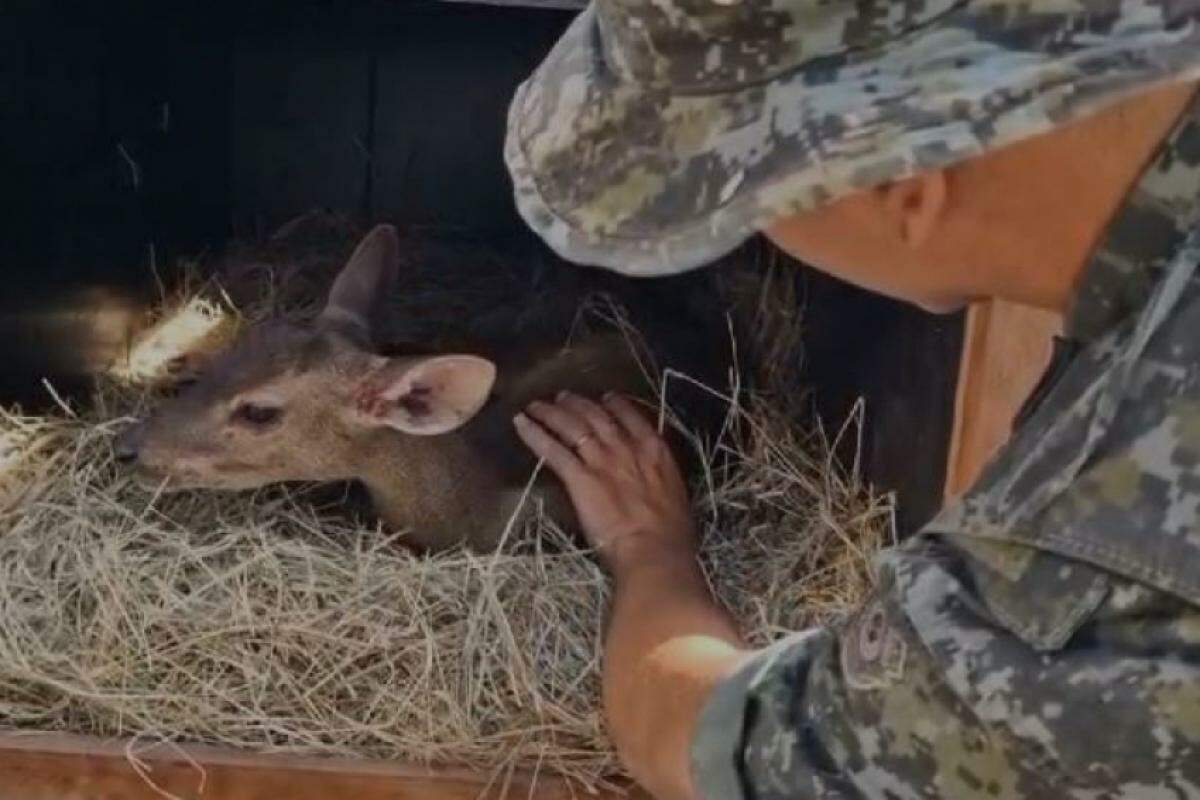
left=513, top=391, right=697, bottom=574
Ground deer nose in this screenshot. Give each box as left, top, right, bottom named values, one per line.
left=113, top=427, right=142, bottom=464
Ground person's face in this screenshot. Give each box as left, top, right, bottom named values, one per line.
left=762, top=79, right=1200, bottom=315
left=763, top=171, right=971, bottom=315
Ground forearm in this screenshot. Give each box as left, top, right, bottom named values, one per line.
left=603, top=549, right=748, bottom=800
left=512, top=394, right=747, bottom=798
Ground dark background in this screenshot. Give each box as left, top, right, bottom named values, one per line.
left=1, top=0, right=962, bottom=535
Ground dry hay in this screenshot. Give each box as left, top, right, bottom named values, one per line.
left=0, top=257, right=893, bottom=792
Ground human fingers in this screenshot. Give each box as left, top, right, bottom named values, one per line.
left=513, top=412, right=584, bottom=479
left=557, top=391, right=625, bottom=447
left=602, top=393, right=658, bottom=442
left=525, top=399, right=595, bottom=450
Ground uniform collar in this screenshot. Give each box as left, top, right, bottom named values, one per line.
left=1066, top=91, right=1200, bottom=343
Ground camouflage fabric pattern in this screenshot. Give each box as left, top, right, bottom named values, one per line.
left=690, top=95, right=1200, bottom=798
left=506, top=0, right=1200, bottom=275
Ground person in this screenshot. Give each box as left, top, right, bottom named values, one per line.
left=505, top=2, right=1200, bottom=799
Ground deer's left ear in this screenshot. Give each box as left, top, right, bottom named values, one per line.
left=353, top=355, right=497, bottom=435
left=320, top=224, right=401, bottom=343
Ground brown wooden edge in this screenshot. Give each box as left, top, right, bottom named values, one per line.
left=945, top=300, right=1062, bottom=499
left=0, top=732, right=642, bottom=800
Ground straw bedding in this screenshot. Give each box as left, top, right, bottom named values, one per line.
left=0, top=238, right=893, bottom=791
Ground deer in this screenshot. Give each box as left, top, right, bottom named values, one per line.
left=113, top=224, right=656, bottom=551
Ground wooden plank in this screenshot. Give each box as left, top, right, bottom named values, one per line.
left=149, top=11, right=234, bottom=257
left=944, top=300, right=1062, bottom=499
left=798, top=266, right=965, bottom=537
left=2, top=5, right=183, bottom=410
left=371, top=7, right=571, bottom=232
left=0, top=733, right=639, bottom=800
left=438, top=0, right=587, bottom=8
left=231, top=40, right=371, bottom=235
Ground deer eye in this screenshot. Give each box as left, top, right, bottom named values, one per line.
left=231, top=402, right=283, bottom=429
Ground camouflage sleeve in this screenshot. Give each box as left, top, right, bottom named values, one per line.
left=690, top=533, right=1200, bottom=800
left=690, top=628, right=847, bottom=800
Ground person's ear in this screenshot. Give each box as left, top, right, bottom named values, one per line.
left=881, top=171, right=948, bottom=248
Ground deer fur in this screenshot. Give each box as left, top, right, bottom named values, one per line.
left=115, top=224, right=651, bottom=551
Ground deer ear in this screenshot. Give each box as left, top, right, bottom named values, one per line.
left=319, top=224, right=400, bottom=342
left=354, top=355, right=497, bottom=436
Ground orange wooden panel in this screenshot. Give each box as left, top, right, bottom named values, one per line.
left=0, top=733, right=640, bottom=800
left=945, top=299, right=1063, bottom=499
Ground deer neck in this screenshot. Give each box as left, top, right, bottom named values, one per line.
left=351, top=426, right=507, bottom=538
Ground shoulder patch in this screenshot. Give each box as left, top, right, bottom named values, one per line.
left=840, top=599, right=907, bottom=691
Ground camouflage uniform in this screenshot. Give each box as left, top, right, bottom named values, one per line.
left=689, top=94, right=1200, bottom=800
left=507, top=1, right=1200, bottom=796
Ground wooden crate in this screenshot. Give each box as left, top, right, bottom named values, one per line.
left=0, top=733, right=639, bottom=800
left=945, top=299, right=1063, bottom=498
left=0, top=299, right=1054, bottom=799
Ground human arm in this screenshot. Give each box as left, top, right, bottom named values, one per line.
left=513, top=392, right=750, bottom=800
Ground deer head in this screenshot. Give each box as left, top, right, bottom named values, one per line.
left=115, top=225, right=497, bottom=493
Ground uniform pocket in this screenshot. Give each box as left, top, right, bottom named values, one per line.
left=943, top=534, right=1110, bottom=652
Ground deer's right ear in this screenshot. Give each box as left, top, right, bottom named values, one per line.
left=318, top=224, right=401, bottom=342
left=353, top=355, right=497, bottom=436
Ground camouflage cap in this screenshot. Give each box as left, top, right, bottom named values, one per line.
left=505, top=0, right=1200, bottom=275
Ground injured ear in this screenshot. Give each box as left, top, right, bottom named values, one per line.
left=354, top=355, right=497, bottom=435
